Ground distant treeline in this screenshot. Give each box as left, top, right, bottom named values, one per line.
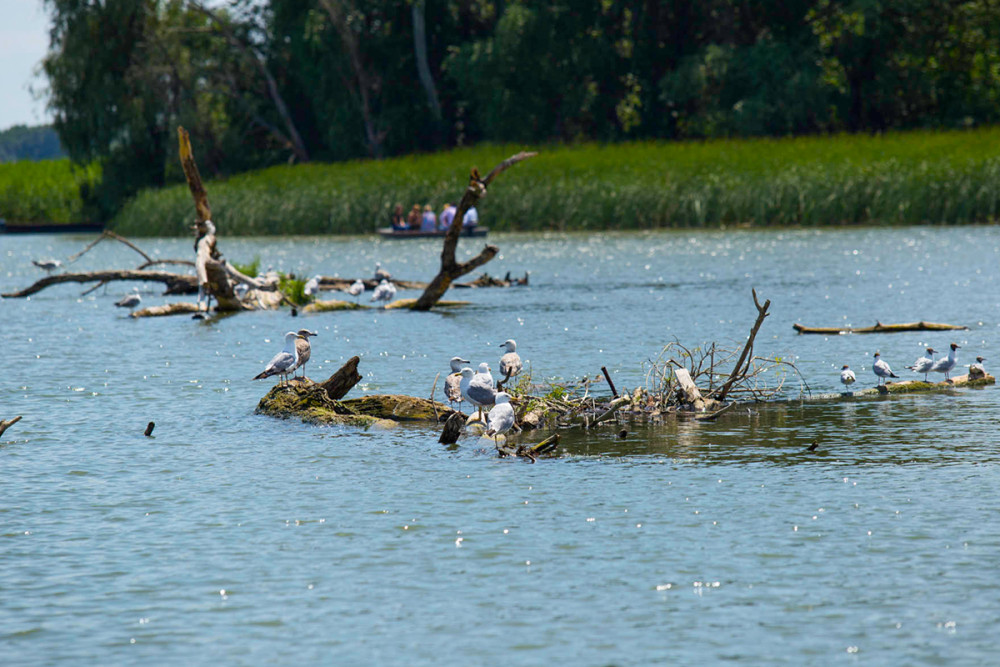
left=0, top=125, right=65, bottom=163
left=0, top=159, right=100, bottom=224
left=109, top=129, right=1000, bottom=236
left=42, top=1, right=1000, bottom=219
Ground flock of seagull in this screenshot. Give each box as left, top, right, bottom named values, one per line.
left=302, top=266, right=395, bottom=307
left=840, top=342, right=986, bottom=389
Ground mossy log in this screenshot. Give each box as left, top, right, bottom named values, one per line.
left=793, top=320, right=969, bottom=335
left=801, top=372, right=994, bottom=401
left=386, top=298, right=469, bottom=309
left=303, top=299, right=365, bottom=313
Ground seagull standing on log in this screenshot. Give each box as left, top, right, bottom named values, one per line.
left=930, top=342, right=960, bottom=380
left=840, top=365, right=856, bottom=389
left=444, top=356, right=470, bottom=410
left=374, top=263, right=392, bottom=281
left=347, top=279, right=364, bottom=302
left=253, top=331, right=303, bottom=387
left=498, top=339, right=522, bottom=387
left=460, top=366, right=497, bottom=422
left=872, top=352, right=899, bottom=386
left=486, top=392, right=516, bottom=446
left=906, top=347, right=937, bottom=382
left=290, top=329, right=318, bottom=380
left=370, top=279, right=396, bottom=308
left=115, top=288, right=142, bottom=314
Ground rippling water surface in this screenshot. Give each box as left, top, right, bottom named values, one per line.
left=3, top=227, right=1000, bottom=665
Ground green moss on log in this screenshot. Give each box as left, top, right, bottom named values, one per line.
left=255, top=381, right=457, bottom=427
left=387, top=298, right=469, bottom=309
left=805, top=372, right=994, bottom=402
left=303, top=299, right=365, bottom=313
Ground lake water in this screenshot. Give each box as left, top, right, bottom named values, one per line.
left=2, top=227, right=1000, bottom=665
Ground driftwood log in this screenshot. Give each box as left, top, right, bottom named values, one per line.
left=2, top=270, right=197, bottom=298
left=0, top=416, right=22, bottom=438
left=794, top=321, right=969, bottom=335
left=412, top=152, right=536, bottom=310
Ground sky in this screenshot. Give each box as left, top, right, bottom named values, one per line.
left=0, top=1, right=52, bottom=131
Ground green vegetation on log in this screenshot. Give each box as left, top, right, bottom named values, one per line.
left=112, top=128, right=1000, bottom=236
left=0, top=159, right=100, bottom=224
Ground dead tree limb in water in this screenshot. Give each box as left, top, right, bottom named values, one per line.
left=0, top=416, right=22, bottom=438
left=711, top=289, right=770, bottom=402
left=2, top=270, right=197, bottom=298
left=321, top=356, right=363, bottom=400
left=411, top=152, right=537, bottom=311
left=793, top=320, right=968, bottom=335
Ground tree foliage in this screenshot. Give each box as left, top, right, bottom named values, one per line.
left=41, top=0, right=1000, bottom=218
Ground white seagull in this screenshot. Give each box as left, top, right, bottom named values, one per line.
left=304, top=275, right=322, bottom=298
left=115, top=288, right=142, bottom=314
left=374, top=262, right=392, bottom=281
left=971, top=356, right=987, bottom=376
left=346, top=279, right=365, bottom=303
left=498, top=339, right=522, bottom=384
left=486, top=392, right=516, bottom=445
left=444, top=356, right=471, bottom=410
left=290, top=329, right=318, bottom=379
left=840, top=365, right=856, bottom=389
left=905, top=347, right=937, bottom=382
left=872, top=352, right=899, bottom=386
left=370, top=279, right=397, bottom=308
left=460, top=366, right=497, bottom=421
left=930, top=342, right=960, bottom=380
left=253, top=331, right=303, bottom=386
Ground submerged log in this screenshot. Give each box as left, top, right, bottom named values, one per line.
left=497, top=433, right=561, bottom=461
left=794, top=320, right=969, bottom=335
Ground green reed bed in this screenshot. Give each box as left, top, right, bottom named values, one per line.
left=113, top=128, right=1000, bottom=236
left=0, top=159, right=100, bottom=224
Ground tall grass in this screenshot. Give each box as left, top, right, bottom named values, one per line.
left=114, top=127, right=1000, bottom=236
left=0, top=159, right=101, bottom=224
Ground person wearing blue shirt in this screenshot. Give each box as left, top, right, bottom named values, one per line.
left=420, top=204, right=436, bottom=232
left=438, top=202, right=456, bottom=230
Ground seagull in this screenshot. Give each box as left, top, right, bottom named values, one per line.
left=374, top=262, right=392, bottom=281
left=905, top=347, right=937, bottom=382
left=930, top=342, right=960, bottom=380
left=32, top=258, right=63, bottom=273
left=476, top=362, right=495, bottom=390
left=114, top=288, right=142, bottom=314
left=485, top=392, right=516, bottom=446
left=370, top=279, right=396, bottom=308
left=290, top=329, right=318, bottom=379
left=460, top=366, right=497, bottom=422
left=872, top=351, right=898, bottom=386
left=498, top=339, right=522, bottom=385
left=234, top=282, right=250, bottom=300
left=840, top=364, right=856, bottom=388
left=346, top=279, right=365, bottom=303
left=304, top=275, right=321, bottom=298
left=253, top=331, right=303, bottom=386
left=971, top=356, right=987, bottom=376
left=444, top=356, right=471, bottom=410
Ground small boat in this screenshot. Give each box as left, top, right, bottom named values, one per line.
left=376, top=225, right=488, bottom=239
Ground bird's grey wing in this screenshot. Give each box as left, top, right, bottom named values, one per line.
left=487, top=404, right=515, bottom=434
left=265, top=351, right=295, bottom=374
left=466, top=382, right=496, bottom=406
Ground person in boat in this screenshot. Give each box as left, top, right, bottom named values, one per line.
left=390, top=203, right=407, bottom=230
left=438, top=202, right=456, bottom=231
left=462, top=206, right=479, bottom=228
left=407, top=204, right=422, bottom=229
left=420, top=204, right=436, bottom=232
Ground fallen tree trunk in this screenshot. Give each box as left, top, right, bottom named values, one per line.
left=798, top=372, right=994, bottom=400
left=0, top=415, right=22, bottom=438
left=412, top=152, right=536, bottom=310
left=2, top=270, right=197, bottom=298
left=793, top=320, right=969, bottom=335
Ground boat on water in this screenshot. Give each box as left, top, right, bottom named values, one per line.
left=376, top=225, right=488, bottom=239
left=1, top=219, right=105, bottom=234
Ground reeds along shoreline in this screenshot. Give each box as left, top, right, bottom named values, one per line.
left=6, top=128, right=1000, bottom=234
left=0, top=159, right=100, bottom=225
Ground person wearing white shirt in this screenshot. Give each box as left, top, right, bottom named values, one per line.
left=462, top=206, right=478, bottom=228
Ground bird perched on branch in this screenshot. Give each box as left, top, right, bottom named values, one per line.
left=930, top=342, right=960, bottom=380
left=290, top=329, right=318, bottom=380
left=253, top=331, right=303, bottom=387
left=872, top=352, right=899, bottom=386
left=906, top=347, right=937, bottom=382
left=444, top=356, right=470, bottom=410
left=498, top=339, right=522, bottom=385
left=486, top=392, right=515, bottom=445
left=115, top=288, right=142, bottom=314
left=460, top=366, right=497, bottom=422
left=370, top=279, right=396, bottom=308
left=840, top=365, right=855, bottom=389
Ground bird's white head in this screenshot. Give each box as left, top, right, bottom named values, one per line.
left=478, top=362, right=490, bottom=374
left=460, top=367, right=475, bottom=379
left=495, top=392, right=511, bottom=404
left=499, top=339, right=517, bottom=352
left=450, top=356, right=470, bottom=372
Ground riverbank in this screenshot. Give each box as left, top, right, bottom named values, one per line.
left=5, top=128, right=1000, bottom=235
